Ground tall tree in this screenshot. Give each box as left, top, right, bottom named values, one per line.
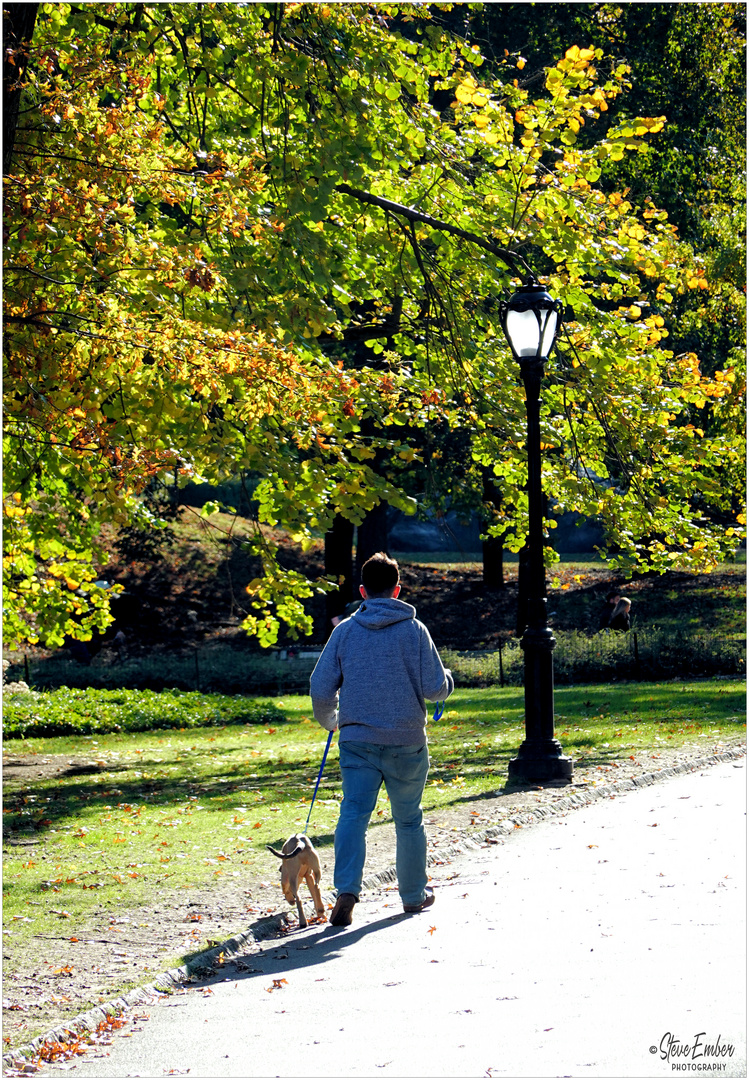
left=3, top=3, right=39, bottom=169
left=3, top=3, right=743, bottom=649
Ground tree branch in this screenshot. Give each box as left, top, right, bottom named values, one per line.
left=335, top=182, right=532, bottom=275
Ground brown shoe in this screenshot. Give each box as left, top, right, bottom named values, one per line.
left=330, top=893, right=358, bottom=926
left=403, top=887, right=435, bottom=914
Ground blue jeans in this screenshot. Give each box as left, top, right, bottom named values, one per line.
left=334, top=741, right=430, bottom=907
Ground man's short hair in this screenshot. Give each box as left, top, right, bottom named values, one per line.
left=361, top=552, right=400, bottom=596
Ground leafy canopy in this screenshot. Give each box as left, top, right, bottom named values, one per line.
left=3, top=2, right=744, bottom=647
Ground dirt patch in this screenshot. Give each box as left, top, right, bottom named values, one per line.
left=2, top=756, right=111, bottom=785
left=3, top=737, right=745, bottom=1056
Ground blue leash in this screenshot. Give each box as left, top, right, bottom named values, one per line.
left=303, top=729, right=334, bottom=835
left=433, top=701, right=444, bottom=721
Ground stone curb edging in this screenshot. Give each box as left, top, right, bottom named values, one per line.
left=3, top=744, right=745, bottom=1071
left=2, top=914, right=292, bottom=1072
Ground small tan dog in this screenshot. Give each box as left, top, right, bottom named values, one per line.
left=267, top=834, right=326, bottom=928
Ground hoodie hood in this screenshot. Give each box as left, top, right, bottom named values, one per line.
left=352, top=597, right=416, bottom=630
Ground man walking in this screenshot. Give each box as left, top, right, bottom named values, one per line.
left=310, top=552, right=454, bottom=926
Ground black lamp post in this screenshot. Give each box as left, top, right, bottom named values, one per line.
left=500, top=278, right=573, bottom=783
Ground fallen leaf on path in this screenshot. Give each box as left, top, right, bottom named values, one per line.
left=428, top=925, right=437, bottom=935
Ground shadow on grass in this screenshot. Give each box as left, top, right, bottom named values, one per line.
left=3, top=709, right=743, bottom=841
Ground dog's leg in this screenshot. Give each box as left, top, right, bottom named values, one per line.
left=295, top=894, right=307, bottom=928
left=305, top=868, right=326, bottom=918
left=292, top=864, right=307, bottom=927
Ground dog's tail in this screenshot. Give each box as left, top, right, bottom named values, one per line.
left=267, top=842, right=305, bottom=860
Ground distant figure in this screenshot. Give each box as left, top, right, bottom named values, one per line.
left=599, top=591, right=621, bottom=630
left=331, top=599, right=362, bottom=628
left=113, top=630, right=127, bottom=662
left=608, top=597, right=632, bottom=632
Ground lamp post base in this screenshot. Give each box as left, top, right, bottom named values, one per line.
left=508, top=741, right=573, bottom=784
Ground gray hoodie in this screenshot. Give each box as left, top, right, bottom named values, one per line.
left=309, top=597, right=454, bottom=746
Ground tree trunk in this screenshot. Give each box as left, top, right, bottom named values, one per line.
left=3, top=3, right=39, bottom=171
left=354, top=501, right=389, bottom=587
left=324, top=514, right=354, bottom=628
left=481, top=467, right=505, bottom=590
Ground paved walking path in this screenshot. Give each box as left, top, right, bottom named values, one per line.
left=31, top=756, right=745, bottom=1079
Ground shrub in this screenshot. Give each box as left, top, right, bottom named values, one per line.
left=4, top=627, right=744, bottom=702
left=2, top=686, right=287, bottom=739
left=442, top=628, right=745, bottom=687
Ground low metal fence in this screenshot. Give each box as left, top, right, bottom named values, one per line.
left=443, top=629, right=746, bottom=687
left=4, top=630, right=744, bottom=696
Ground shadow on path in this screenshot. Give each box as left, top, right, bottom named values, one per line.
left=185, top=910, right=417, bottom=988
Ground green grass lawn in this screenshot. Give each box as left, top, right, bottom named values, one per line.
left=3, top=679, right=744, bottom=953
